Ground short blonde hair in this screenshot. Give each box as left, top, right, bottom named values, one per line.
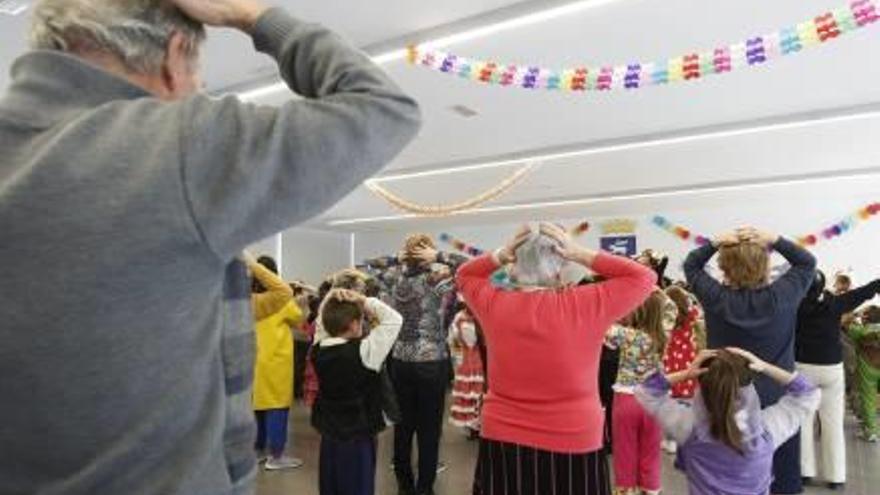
left=404, top=233, right=435, bottom=252
left=718, top=242, right=769, bottom=289
left=331, top=269, right=369, bottom=292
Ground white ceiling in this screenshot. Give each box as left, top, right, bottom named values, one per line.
left=0, top=0, right=527, bottom=90
left=254, top=0, right=880, bottom=231
left=374, top=0, right=880, bottom=171
left=195, top=0, right=532, bottom=91
left=3, top=0, right=879, bottom=232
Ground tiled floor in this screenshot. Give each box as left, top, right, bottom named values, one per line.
left=257, top=405, right=880, bottom=495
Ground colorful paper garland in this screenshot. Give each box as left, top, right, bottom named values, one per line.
left=652, top=202, right=880, bottom=247
left=407, top=0, right=878, bottom=94
left=570, top=221, right=592, bottom=236
left=652, top=216, right=712, bottom=246
left=439, top=233, right=485, bottom=257
left=795, top=202, right=880, bottom=246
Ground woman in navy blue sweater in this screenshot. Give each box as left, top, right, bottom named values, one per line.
left=684, top=227, right=816, bottom=495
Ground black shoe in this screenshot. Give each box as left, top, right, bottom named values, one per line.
left=396, top=479, right=416, bottom=495
left=801, top=477, right=813, bottom=486
left=827, top=482, right=845, bottom=490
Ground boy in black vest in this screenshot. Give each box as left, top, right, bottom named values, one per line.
left=313, top=288, right=403, bottom=495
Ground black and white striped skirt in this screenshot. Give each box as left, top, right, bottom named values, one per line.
left=472, top=438, right=611, bottom=495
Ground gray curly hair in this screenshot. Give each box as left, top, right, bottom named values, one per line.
left=510, top=232, right=567, bottom=288
left=30, top=0, right=205, bottom=75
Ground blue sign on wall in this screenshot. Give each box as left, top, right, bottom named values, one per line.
left=600, top=235, right=637, bottom=257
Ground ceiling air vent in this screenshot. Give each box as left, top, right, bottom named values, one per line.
left=450, top=104, right=479, bottom=118
left=0, top=0, right=28, bottom=16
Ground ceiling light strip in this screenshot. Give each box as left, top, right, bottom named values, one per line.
left=329, top=168, right=880, bottom=226
left=0, top=0, right=28, bottom=16
left=417, top=0, right=624, bottom=51
left=369, top=109, right=880, bottom=183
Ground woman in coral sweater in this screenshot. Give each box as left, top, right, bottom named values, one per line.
left=456, top=223, right=656, bottom=495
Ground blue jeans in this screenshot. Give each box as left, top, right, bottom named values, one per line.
left=255, top=408, right=289, bottom=457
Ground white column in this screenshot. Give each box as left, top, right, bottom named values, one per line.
left=275, top=233, right=284, bottom=275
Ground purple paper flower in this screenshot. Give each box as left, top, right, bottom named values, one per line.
left=746, top=37, right=766, bottom=65
left=522, top=67, right=541, bottom=89
left=440, top=55, right=457, bottom=73
left=625, top=63, right=641, bottom=89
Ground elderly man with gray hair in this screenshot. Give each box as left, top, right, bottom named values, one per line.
left=0, top=0, right=420, bottom=494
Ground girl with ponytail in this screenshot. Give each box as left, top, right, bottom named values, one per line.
left=604, top=290, right=677, bottom=495
left=635, top=348, right=820, bottom=495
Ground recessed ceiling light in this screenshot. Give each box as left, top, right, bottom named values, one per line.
left=0, top=0, right=28, bottom=16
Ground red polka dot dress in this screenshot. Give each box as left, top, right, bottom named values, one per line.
left=663, top=307, right=701, bottom=399
left=450, top=316, right=485, bottom=430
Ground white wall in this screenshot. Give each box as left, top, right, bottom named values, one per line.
left=247, top=194, right=879, bottom=287
left=353, top=192, right=880, bottom=286
left=248, top=228, right=352, bottom=285
left=280, top=228, right=352, bottom=285
left=249, top=234, right=281, bottom=264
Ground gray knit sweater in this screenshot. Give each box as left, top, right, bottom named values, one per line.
left=0, top=8, right=420, bottom=495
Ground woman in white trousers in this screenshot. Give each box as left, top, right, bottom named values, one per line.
left=795, top=362, right=846, bottom=487
left=795, top=271, right=880, bottom=489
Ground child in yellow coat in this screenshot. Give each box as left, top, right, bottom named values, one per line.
left=247, top=255, right=304, bottom=470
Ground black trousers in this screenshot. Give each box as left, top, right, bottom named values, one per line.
left=294, top=339, right=310, bottom=400
left=319, top=436, right=377, bottom=495
left=771, top=433, right=803, bottom=494
left=473, top=439, right=611, bottom=495
left=598, top=346, right=620, bottom=454
left=390, top=359, right=449, bottom=494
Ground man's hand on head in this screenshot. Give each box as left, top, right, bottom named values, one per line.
left=170, top=0, right=270, bottom=31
